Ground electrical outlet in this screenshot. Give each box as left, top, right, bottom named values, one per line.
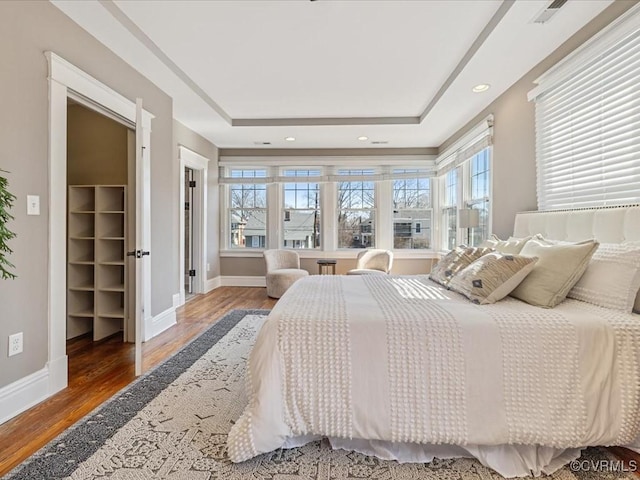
left=207, top=263, right=211, bottom=272
left=8, top=332, right=23, bottom=357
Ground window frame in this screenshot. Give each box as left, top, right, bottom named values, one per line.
left=281, top=168, right=322, bottom=250
left=391, top=171, right=433, bottom=250
left=336, top=169, right=378, bottom=250
left=225, top=168, right=269, bottom=251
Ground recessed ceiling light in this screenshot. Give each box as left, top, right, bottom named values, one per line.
left=285, top=136, right=296, bottom=142
left=472, top=84, right=491, bottom=93
left=357, top=136, right=368, bottom=141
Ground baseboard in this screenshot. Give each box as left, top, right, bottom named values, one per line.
left=145, top=305, right=177, bottom=341
left=220, top=276, right=266, bottom=287
left=205, top=276, right=222, bottom=293
left=47, top=354, right=68, bottom=395
left=0, top=367, right=50, bottom=425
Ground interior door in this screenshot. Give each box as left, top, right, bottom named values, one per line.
left=134, top=98, right=150, bottom=376
left=185, top=167, right=194, bottom=297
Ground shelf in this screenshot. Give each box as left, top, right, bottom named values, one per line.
left=68, top=310, right=94, bottom=318
left=100, top=284, right=125, bottom=292
left=98, top=310, right=125, bottom=319
left=69, top=285, right=95, bottom=292
left=68, top=185, right=127, bottom=342
left=69, top=186, right=95, bottom=212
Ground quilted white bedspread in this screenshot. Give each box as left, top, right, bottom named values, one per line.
left=228, top=275, right=640, bottom=474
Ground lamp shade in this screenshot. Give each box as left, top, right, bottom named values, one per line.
left=458, top=208, right=480, bottom=229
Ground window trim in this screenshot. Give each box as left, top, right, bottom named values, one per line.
left=220, top=165, right=442, bottom=256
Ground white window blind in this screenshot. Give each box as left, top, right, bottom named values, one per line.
left=531, top=27, right=640, bottom=210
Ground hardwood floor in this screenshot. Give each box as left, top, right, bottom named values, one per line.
left=0, top=286, right=276, bottom=477
left=2, top=286, right=639, bottom=477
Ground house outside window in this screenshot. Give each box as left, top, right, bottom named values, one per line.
left=392, top=170, right=431, bottom=249
left=282, top=169, right=321, bottom=249
left=228, top=169, right=267, bottom=249
left=337, top=169, right=375, bottom=248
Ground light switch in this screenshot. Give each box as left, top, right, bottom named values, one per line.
left=27, top=195, right=40, bottom=215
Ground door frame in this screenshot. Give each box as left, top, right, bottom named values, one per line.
left=46, top=52, right=153, bottom=394
left=178, top=146, right=209, bottom=305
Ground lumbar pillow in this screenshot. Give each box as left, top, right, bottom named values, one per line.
left=510, top=237, right=599, bottom=308
left=479, top=234, right=532, bottom=254
left=567, top=242, right=640, bottom=312
left=449, top=252, right=538, bottom=304
left=429, top=246, right=493, bottom=287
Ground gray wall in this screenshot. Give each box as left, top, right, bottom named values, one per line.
left=67, top=104, right=129, bottom=186
left=173, top=120, right=220, bottom=279
left=439, top=0, right=637, bottom=239
left=0, top=0, right=176, bottom=388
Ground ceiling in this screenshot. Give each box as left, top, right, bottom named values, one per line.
left=51, top=0, right=613, bottom=149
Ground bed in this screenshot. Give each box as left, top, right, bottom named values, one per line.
left=228, top=206, right=640, bottom=477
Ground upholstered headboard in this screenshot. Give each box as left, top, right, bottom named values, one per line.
left=513, top=205, right=640, bottom=313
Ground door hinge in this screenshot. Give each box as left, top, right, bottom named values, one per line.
left=185, top=202, right=190, bottom=210
left=189, top=180, right=196, bottom=188
left=189, top=269, right=196, bottom=277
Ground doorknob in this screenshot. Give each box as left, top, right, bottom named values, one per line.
left=127, top=250, right=151, bottom=259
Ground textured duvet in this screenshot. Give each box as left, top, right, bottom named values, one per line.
left=228, top=275, right=640, bottom=475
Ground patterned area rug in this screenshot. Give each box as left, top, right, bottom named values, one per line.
left=5, top=309, right=636, bottom=480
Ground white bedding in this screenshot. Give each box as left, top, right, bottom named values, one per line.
left=228, top=275, right=640, bottom=477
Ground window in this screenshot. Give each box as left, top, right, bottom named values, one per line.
left=337, top=169, right=375, bottom=248
left=392, top=170, right=431, bottom=249
left=282, top=170, right=321, bottom=249
left=443, top=169, right=458, bottom=250
left=228, top=169, right=267, bottom=249
left=531, top=24, right=640, bottom=209
left=468, top=149, right=490, bottom=246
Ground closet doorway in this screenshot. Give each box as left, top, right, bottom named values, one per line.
left=66, top=99, right=136, bottom=350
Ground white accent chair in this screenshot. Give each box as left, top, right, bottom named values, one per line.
left=346, top=249, right=394, bottom=275
left=264, top=250, right=309, bottom=298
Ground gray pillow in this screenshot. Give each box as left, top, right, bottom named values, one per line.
left=510, top=237, right=599, bottom=308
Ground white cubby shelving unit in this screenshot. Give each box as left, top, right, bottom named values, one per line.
left=67, top=185, right=127, bottom=341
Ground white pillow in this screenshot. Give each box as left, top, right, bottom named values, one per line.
left=480, top=234, right=532, bottom=254
left=510, top=237, right=599, bottom=308
left=567, top=243, right=640, bottom=312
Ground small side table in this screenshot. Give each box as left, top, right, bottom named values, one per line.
left=317, top=259, right=337, bottom=275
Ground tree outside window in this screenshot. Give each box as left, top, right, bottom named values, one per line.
left=392, top=170, right=431, bottom=249
left=283, top=170, right=321, bottom=249
left=229, top=170, right=267, bottom=249
left=337, top=170, right=375, bottom=248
